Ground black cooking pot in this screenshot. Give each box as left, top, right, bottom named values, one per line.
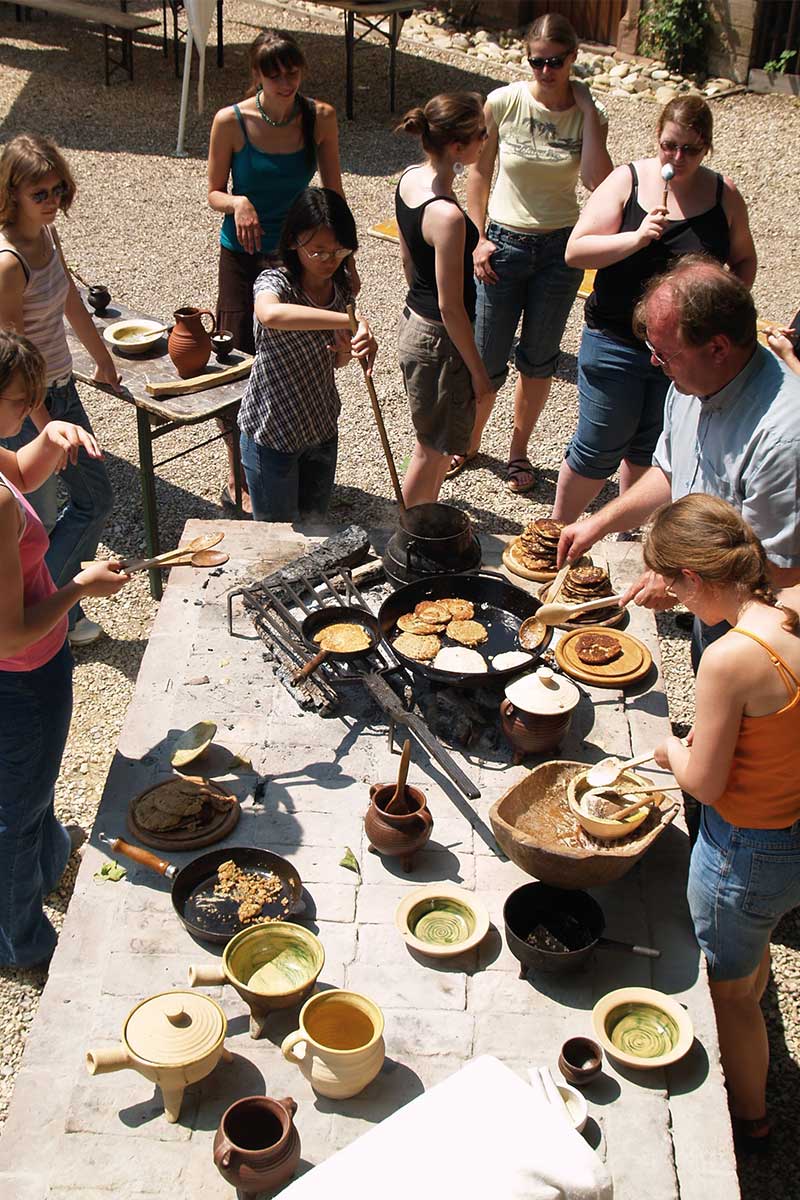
left=397, top=503, right=475, bottom=569
left=503, top=882, right=660, bottom=977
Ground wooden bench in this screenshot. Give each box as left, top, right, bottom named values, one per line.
left=8, top=0, right=159, bottom=84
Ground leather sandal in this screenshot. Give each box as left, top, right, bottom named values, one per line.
left=505, top=457, right=536, bottom=494
left=445, top=451, right=477, bottom=480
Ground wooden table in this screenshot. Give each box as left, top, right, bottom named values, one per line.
left=68, top=291, right=247, bottom=601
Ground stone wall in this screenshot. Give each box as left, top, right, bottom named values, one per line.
left=706, top=0, right=757, bottom=82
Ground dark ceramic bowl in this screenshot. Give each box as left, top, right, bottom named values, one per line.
left=211, top=331, right=235, bottom=362
left=559, top=1036, right=603, bottom=1085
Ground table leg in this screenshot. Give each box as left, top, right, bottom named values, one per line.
left=136, top=405, right=163, bottom=601
left=345, top=10, right=354, bottom=121
left=389, top=11, right=399, bottom=112
left=216, top=0, right=223, bottom=67
left=231, top=419, right=243, bottom=515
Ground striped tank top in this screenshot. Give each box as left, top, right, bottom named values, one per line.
left=0, top=226, right=72, bottom=384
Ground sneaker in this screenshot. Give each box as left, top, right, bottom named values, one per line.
left=68, top=617, right=103, bottom=646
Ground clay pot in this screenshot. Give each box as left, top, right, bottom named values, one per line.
left=86, top=990, right=230, bottom=1122
left=213, top=1095, right=301, bottom=1196
left=210, top=330, right=234, bottom=362
left=365, top=782, right=433, bottom=871
left=87, top=284, right=111, bottom=315
left=189, top=923, right=324, bottom=1039
left=559, top=1036, right=603, bottom=1086
left=501, top=667, right=581, bottom=764
left=168, top=307, right=216, bottom=378
left=281, top=989, right=385, bottom=1098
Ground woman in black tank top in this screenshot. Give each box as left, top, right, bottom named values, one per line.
left=394, top=93, right=492, bottom=507
left=552, top=96, right=756, bottom=524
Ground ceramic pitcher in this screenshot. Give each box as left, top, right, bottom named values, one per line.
left=213, top=1095, right=301, bottom=1196
left=168, top=307, right=216, bottom=378
left=281, top=989, right=385, bottom=1099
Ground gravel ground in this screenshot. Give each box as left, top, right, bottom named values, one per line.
left=0, top=4, right=798, bottom=1190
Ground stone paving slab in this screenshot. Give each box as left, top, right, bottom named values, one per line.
left=0, top=522, right=740, bottom=1198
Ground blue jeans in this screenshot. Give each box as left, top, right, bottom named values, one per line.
left=1, top=377, right=114, bottom=630
left=565, top=327, right=669, bottom=479
left=688, top=804, right=800, bottom=980
left=0, top=641, right=73, bottom=966
left=240, top=432, right=338, bottom=522
left=475, top=223, right=582, bottom=388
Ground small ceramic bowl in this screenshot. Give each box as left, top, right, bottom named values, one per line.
left=556, top=1081, right=588, bottom=1132
left=395, top=884, right=490, bottom=959
left=211, top=330, right=235, bottom=362
left=559, top=1036, right=603, bottom=1086
left=171, top=720, right=217, bottom=768
left=568, top=770, right=654, bottom=841
left=592, top=986, right=694, bottom=1070
left=103, top=318, right=165, bottom=353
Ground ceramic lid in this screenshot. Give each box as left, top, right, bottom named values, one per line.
left=504, top=667, right=581, bottom=715
left=124, top=990, right=225, bottom=1065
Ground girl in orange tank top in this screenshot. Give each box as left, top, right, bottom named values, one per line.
left=644, top=492, right=800, bottom=1152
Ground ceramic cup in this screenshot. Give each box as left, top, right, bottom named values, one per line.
left=213, top=1095, right=301, bottom=1196
left=558, top=1036, right=603, bottom=1086
left=281, top=989, right=385, bottom=1099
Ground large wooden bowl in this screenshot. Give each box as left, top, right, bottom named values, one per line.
left=489, top=760, right=678, bottom=889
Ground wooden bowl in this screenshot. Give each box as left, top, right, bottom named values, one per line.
left=592, top=987, right=694, bottom=1070
left=489, top=760, right=678, bottom=889
left=395, top=884, right=489, bottom=958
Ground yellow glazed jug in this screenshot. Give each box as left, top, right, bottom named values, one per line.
left=280, top=989, right=385, bottom=1099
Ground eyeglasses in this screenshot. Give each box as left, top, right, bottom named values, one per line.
left=644, top=338, right=686, bottom=368
left=297, top=242, right=352, bottom=263
left=30, top=182, right=68, bottom=204
left=528, top=54, right=568, bottom=71
left=659, top=140, right=705, bottom=157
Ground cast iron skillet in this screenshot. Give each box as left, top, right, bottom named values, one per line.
left=99, top=835, right=303, bottom=945
left=503, top=882, right=660, bottom=976
left=378, top=571, right=552, bottom=686
left=294, top=604, right=382, bottom=683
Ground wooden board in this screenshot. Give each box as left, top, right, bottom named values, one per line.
left=17, top=0, right=158, bottom=28
left=536, top=581, right=627, bottom=632
left=127, top=778, right=240, bottom=851
left=145, top=356, right=253, bottom=398
left=368, top=219, right=400, bottom=244
left=502, top=542, right=557, bottom=582
left=555, top=626, right=653, bottom=689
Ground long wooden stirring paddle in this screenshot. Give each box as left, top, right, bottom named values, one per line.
left=346, top=304, right=405, bottom=511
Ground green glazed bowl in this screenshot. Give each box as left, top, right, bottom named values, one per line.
left=395, top=884, right=490, bottom=959
left=592, top=986, right=694, bottom=1069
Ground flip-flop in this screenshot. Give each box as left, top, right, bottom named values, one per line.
left=505, top=457, right=535, bottom=494
left=445, top=451, right=478, bottom=480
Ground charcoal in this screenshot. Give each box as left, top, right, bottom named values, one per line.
left=254, top=525, right=370, bottom=597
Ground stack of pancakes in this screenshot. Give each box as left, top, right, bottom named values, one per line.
left=513, top=518, right=564, bottom=573
left=561, top=565, right=615, bottom=624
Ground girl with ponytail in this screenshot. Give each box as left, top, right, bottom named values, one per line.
left=645, top=492, right=800, bottom=1150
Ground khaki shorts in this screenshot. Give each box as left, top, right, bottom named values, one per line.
left=398, top=307, right=475, bottom=456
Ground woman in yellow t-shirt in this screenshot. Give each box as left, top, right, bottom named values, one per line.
left=460, top=13, right=611, bottom=493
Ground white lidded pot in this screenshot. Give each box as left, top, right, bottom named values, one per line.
left=500, top=668, right=582, bottom=763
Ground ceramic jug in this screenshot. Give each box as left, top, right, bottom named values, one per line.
left=281, top=989, right=385, bottom=1099
left=87, top=284, right=111, bottom=315
left=213, top=1095, right=301, bottom=1196
left=501, top=667, right=581, bottom=763
left=168, top=307, right=216, bottom=378
left=365, top=782, right=433, bottom=871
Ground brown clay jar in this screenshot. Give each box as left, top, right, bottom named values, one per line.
left=365, top=783, right=433, bottom=871
left=501, top=668, right=581, bottom=764
left=168, top=307, right=215, bottom=378
left=213, top=1095, right=301, bottom=1196
left=500, top=701, right=573, bottom=763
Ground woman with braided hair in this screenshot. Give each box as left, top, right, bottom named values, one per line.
left=646, top=493, right=800, bottom=1153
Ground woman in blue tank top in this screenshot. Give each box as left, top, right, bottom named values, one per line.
left=207, top=28, right=352, bottom=511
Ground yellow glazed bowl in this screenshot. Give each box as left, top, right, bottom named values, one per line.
left=103, top=318, right=165, bottom=353
left=568, top=770, right=655, bottom=840
left=592, top=986, right=694, bottom=1069
left=395, top=883, right=490, bottom=958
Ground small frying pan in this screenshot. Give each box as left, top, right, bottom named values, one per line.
left=99, top=835, right=303, bottom=945
left=293, top=605, right=382, bottom=684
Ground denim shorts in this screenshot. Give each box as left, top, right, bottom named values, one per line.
left=397, top=307, right=475, bottom=455
left=475, top=223, right=582, bottom=388
left=564, top=327, right=669, bottom=479
left=687, top=805, right=800, bottom=981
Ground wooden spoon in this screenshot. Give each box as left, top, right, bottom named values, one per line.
left=385, top=739, right=412, bottom=814
left=585, top=748, right=659, bottom=789
left=536, top=592, right=626, bottom=626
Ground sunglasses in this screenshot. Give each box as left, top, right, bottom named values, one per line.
left=645, top=338, right=686, bottom=368
left=528, top=54, right=568, bottom=71
left=297, top=242, right=351, bottom=263
left=30, top=182, right=68, bottom=205
left=659, top=140, right=705, bottom=157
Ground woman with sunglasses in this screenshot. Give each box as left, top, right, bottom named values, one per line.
left=238, top=187, right=376, bottom=522
left=645, top=493, right=800, bottom=1152
left=395, top=92, right=494, bottom=506
left=208, top=28, right=355, bottom=513
left=553, top=96, right=756, bottom=523
left=459, top=12, right=612, bottom=493
left=0, top=134, right=119, bottom=647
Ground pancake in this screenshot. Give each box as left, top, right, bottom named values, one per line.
left=447, top=619, right=489, bottom=647
left=313, top=623, right=372, bottom=653
left=433, top=646, right=488, bottom=673
left=394, top=632, right=441, bottom=661
left=575, top=632, right=623, bottom=665
left=397, top=613, right=446, bottom=635
left=414, top=601, right=452, bottom=625
left=492, top=650, right=533, bottom=671
left=438, top=598, right=475, bottom=621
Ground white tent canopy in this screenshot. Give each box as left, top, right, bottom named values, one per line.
left=175, top=0, right=215, bottom=157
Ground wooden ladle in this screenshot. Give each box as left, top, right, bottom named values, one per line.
left=585, top=748, right=659, bottom=789
left=536, top=592, right=626, bottom=626
left=385, top=739, right=412, bottom=814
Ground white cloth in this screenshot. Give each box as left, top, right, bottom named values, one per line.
left=185, top=0, right=214, bottom=111
left=281, top=1056, right=614, bottom=1199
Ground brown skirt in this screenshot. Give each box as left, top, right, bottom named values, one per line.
left=216, top=245, right=274, bottom=356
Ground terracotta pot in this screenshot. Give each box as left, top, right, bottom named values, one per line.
left=213, top=1095, right=301, bottom=1196
left=87, top=284, right=111, bottom=314
left=168, top=307, right=216, bottom=378
left=500, top=667, right=581, bottom=764
left=86, top=990, right=230, bottom=1122
left=501, top=699, right=573, bottom=762
left=189, top=923, right=324, bottom=1039
left=365, top=782, right=433, bottom=871
left=281, top=989, right=385, bottom=1098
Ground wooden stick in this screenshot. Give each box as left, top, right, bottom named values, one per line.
left=346, top=304, right=405, bottom=510
left=544, top=562, right=571, bottom=604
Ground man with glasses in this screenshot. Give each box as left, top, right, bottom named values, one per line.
left=558, top=254, right=800, bottom=667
